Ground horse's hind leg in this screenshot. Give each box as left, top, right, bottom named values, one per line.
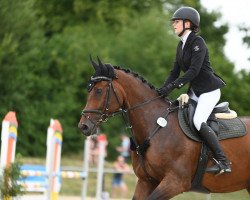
left=247, top=187, right=250, bottom=195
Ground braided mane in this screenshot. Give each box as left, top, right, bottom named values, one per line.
left=114, top=66, right=156, bottom=90
left=89, top=57, right=156, bottom=90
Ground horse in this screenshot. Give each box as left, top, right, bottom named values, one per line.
left=78, top=59, right=250, bottom=199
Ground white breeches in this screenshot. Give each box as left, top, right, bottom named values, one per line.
left=190, top=89, right=221, bottom=131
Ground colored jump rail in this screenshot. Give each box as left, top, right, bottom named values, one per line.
left=21, top=169, right=87, bottom=179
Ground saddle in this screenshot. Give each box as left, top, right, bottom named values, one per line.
left=178, top=99, right=247, bottom=142
left=177, top=99, right=247, bottom=193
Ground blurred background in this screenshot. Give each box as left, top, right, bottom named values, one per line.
left=0, top=0, right=249, bottom=199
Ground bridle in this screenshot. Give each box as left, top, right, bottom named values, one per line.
left=80, top=76, right=163, bottom=134
left=80, top=77, right=123, bottom=133
left=80, top=76, right=177, bottom=183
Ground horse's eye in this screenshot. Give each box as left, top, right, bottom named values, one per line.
left=95, top=88, right=102, bottom=94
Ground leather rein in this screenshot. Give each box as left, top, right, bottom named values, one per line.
left=81, top=76, right=178, bottom=183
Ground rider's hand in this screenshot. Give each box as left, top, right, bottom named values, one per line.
left=177, top=94, right=189, bottom=105
left=157, top=83, right=175, bottom=97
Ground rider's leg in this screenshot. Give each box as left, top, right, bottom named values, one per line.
left=199, top=122, right=231, bottom=174
left=193, top=89, right=231, bottom=174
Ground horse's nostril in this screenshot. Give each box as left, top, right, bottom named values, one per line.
left=78, top=122, right=93, bottom=136
left=79, top=123, right=89, bottom=131
left=81, top=124, right=89, bottom=131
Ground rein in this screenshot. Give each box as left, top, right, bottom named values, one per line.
left=128, top=95, right=163, bottom=111
left=81, top=77, right=179, bottom=183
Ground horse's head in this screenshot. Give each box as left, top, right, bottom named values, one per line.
left=78, top=57, right=124, bottom=136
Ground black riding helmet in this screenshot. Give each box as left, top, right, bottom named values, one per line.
left=172, top=7, right=200, bottom=35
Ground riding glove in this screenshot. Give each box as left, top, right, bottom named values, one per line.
left=157, top=83, right=176, bottom=97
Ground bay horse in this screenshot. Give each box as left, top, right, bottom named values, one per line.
left=78, top=59, right=250, bottom=199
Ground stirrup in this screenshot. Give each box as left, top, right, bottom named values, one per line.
left=217, top=163, right=231, bottom=176
left=206, top=158, right=232, bottom=176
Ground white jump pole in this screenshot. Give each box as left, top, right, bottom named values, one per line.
left=45, top=119, right=54, bottom=200
left=96, top=141, right=105, bottom=200
left=206, top=194, right=211, bottom=200
left=45, top=119, right=63, bottom=200
left=0, top=111, right=18, bottom=200
left=81, top=138, right=90, bottom=200
left=0, top=112, right=18, bottom=168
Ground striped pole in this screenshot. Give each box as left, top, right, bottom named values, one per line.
left=82, top=138, right=90, bottom=200
left=45, top=119, right=63, bottom=200
left=21, top=170, right=87, bottom=179
left=96, top=141, right=105, bottom=200
left=0, top=111, right=18, bottom=200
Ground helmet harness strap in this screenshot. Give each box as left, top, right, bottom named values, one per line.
left=178, top=20, right=191, bottom=37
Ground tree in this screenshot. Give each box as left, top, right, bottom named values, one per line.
left=0, top=0, right=249, bottom=159
left=240, top=26, right=250, bottom=62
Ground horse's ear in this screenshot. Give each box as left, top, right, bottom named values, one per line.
left=90, top=55, right=100, bottom=72
left=97, top=56, right=108, bottom=74
left=97, top=56, right=105, bottom=68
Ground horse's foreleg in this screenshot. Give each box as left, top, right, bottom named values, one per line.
left=146, top=175, right=190, bottom=200
left=132, top=179, right=157, bottom=200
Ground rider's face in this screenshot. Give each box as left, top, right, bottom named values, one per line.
left=172, top=20, right=183, bottom=36
left=172, top=20, right=191, bottom=36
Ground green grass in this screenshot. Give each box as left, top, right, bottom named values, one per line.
left=21, top=156, right=249, bottom=199
left=173, top=190, right=249, bottom=200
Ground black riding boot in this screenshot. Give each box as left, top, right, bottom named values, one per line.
left=199, top=122, right=231, bottom=175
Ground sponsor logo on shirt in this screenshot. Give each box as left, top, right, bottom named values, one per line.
left=194, top=46, right=199, bottom=51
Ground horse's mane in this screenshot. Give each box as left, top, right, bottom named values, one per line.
left=113, top=66, right=156, bottom=90
left=90, top=58, right=156, bottom=90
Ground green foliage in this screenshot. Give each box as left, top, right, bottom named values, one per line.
left=0, top=0, right=249, bottom=159
left=240, top=26, right=250, bottom=62
left=0, top=161, right=24, bottom=198
left=240, top=26, right=250, bottom=47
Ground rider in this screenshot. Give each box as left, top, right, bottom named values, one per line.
left=158, top=7, right=231, bottom=175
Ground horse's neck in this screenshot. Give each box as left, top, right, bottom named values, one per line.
left=117, top=70, right=159, bottom=108
left=117, top=72, right=168, bottom=142
left=128, top=95, right=168, bottom=143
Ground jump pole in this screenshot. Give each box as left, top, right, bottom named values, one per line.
left=0, top=111, right=18, bottom=200
left=45, top=119, right=63, bottom=200
left=96, top=141, right=105, bottom=200
left=81, top=138, right=90, bottom=200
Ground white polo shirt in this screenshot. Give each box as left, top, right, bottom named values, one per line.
left=181, top=30, right=192, bottom=49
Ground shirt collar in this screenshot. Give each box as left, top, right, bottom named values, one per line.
left=181, top=30, right=192, bottom=49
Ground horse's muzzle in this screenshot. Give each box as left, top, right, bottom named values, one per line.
left=78, top=122, right=93, bottom=136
